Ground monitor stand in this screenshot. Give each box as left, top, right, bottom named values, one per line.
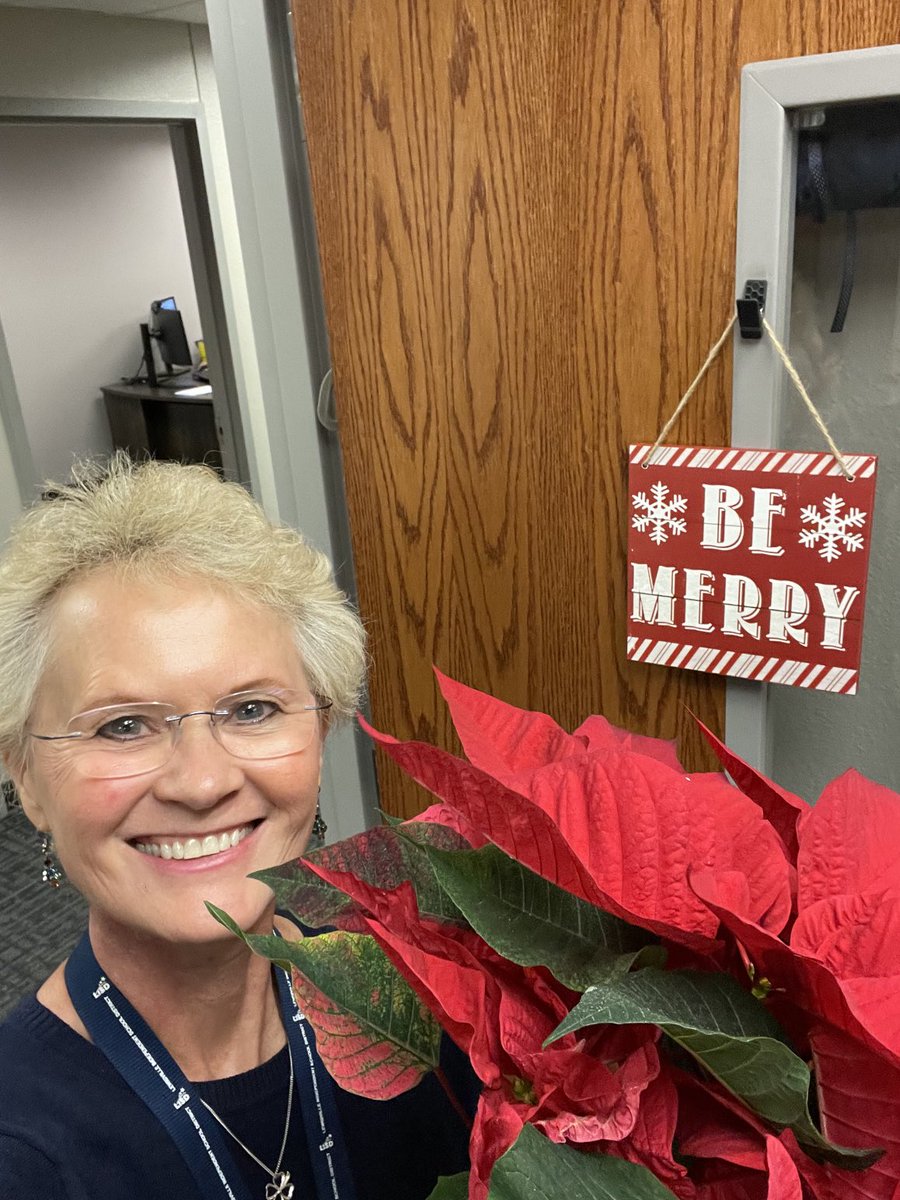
left=139, top=322, right=158, bottom=387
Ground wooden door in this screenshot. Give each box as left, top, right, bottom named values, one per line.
left=292, top=1, right=898, bottom=818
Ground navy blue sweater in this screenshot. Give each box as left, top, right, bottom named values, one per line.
left=0, top=994, right=475, bottom=1199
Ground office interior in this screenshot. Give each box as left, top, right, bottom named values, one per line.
left=0, top=121, right=211, bottom=482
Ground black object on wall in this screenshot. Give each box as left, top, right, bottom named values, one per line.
left=795, top=101, right=900, bottom=332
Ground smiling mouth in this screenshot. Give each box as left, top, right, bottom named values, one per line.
left=132, top=822, right=258, bottom=861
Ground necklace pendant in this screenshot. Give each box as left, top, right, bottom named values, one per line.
left=266, top=1171, right=294, bottom=1200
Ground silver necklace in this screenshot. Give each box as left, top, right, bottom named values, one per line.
left=200, top=1042, right=296, bottom=1200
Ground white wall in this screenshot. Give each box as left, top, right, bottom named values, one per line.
left=0, top=123, right=201, bottom=482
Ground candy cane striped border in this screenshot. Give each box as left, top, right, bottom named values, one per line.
left=626, top=636, right=858, bottom=695
left=629, top=443, right=876, bottom=478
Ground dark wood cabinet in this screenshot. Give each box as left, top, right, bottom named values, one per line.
left=101, top=381, right=223, bottom=473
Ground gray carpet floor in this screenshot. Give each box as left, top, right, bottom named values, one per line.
left=0, top=804, right=88, bottom=1018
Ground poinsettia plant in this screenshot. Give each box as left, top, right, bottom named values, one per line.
left=211, top=671, right=900, bottom=1200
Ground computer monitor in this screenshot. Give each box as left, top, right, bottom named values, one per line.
left=150, top=297, right=193, bottom=373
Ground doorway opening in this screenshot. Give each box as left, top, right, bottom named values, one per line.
left=0, top=115, right=246, bottom=496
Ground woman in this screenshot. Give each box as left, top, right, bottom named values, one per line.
left=0, top=456, right=473, bottom=1200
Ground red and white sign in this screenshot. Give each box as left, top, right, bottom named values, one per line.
left=626, top=444, right=878, bottom=694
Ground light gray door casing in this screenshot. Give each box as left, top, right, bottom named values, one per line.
left=729, top=44, right=900, bottom=775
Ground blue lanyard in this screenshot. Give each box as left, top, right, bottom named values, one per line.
left=65, top=931, right=357, bottom=1200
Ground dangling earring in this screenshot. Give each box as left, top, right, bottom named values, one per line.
left=40, top=832, right=62, bottom=889
left=311, top=789, right=328, bottom=843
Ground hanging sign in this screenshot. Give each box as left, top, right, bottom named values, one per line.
left=627, top=444, right=878, bottom=694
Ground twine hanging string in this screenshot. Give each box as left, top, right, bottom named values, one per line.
left=642, top=311, right=855, bottom=481
left=643, top=314, right=736, bottom=468
left=760, top=316, right=854, bottom=480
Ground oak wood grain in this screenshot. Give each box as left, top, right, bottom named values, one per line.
left=293, top=0, right=900, bottom=816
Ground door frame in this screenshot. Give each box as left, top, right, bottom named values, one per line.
left=202, top=0, right=379, bottom=838
left=727, top=43, right=900, bottom=771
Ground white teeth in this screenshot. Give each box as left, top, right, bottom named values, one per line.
left=134, top=825, right=254, bottom=861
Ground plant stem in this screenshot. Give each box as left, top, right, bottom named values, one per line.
left=435, top=1066, right=474, bottom=1132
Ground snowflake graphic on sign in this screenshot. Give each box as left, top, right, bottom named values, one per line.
left=632, top=481, right=688, bottom=545
left=798, top=493, right=867, bottom=562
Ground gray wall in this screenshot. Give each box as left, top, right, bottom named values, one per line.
left=0, top=123, right=201, bottom=482
left=770, top=207, right=900, bottom=800
left=0, top=7, right=200, bottom=103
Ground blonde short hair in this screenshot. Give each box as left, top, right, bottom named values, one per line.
left=0, top=455, right=365, bottom=761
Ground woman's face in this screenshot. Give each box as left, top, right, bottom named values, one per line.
left=13, top=570, right=323, bottom=947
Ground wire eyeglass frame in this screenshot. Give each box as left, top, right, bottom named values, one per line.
left=27, top=689, right=332, bottom=779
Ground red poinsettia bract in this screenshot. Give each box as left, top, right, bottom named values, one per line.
left=311, top=672, right=900, bottom=1199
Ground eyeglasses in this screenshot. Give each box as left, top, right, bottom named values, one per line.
left=28, top=690, right=331, bottom=780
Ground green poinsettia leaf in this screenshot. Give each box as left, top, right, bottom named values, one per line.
left=546, top=968, right=880, bottom=1171
left=393, top=820, right=470, bottom=848
left=417, top=842, right=664, bottom=991
left=489, top=1123, right=678, bottom=1198
left=425, top=1172, right=470, bottom=1200
left=207, top=905, right=442, bottom=1099
left=376, top=808, right=404, bottom=827
left=251, top=824, right=468, bottom=928
left=206, top=903, right=295, bottom=970
left=250, top=861, right=354, bottom=929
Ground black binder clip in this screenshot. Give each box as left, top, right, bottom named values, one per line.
left=736, top=279, right=767, bottom=339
